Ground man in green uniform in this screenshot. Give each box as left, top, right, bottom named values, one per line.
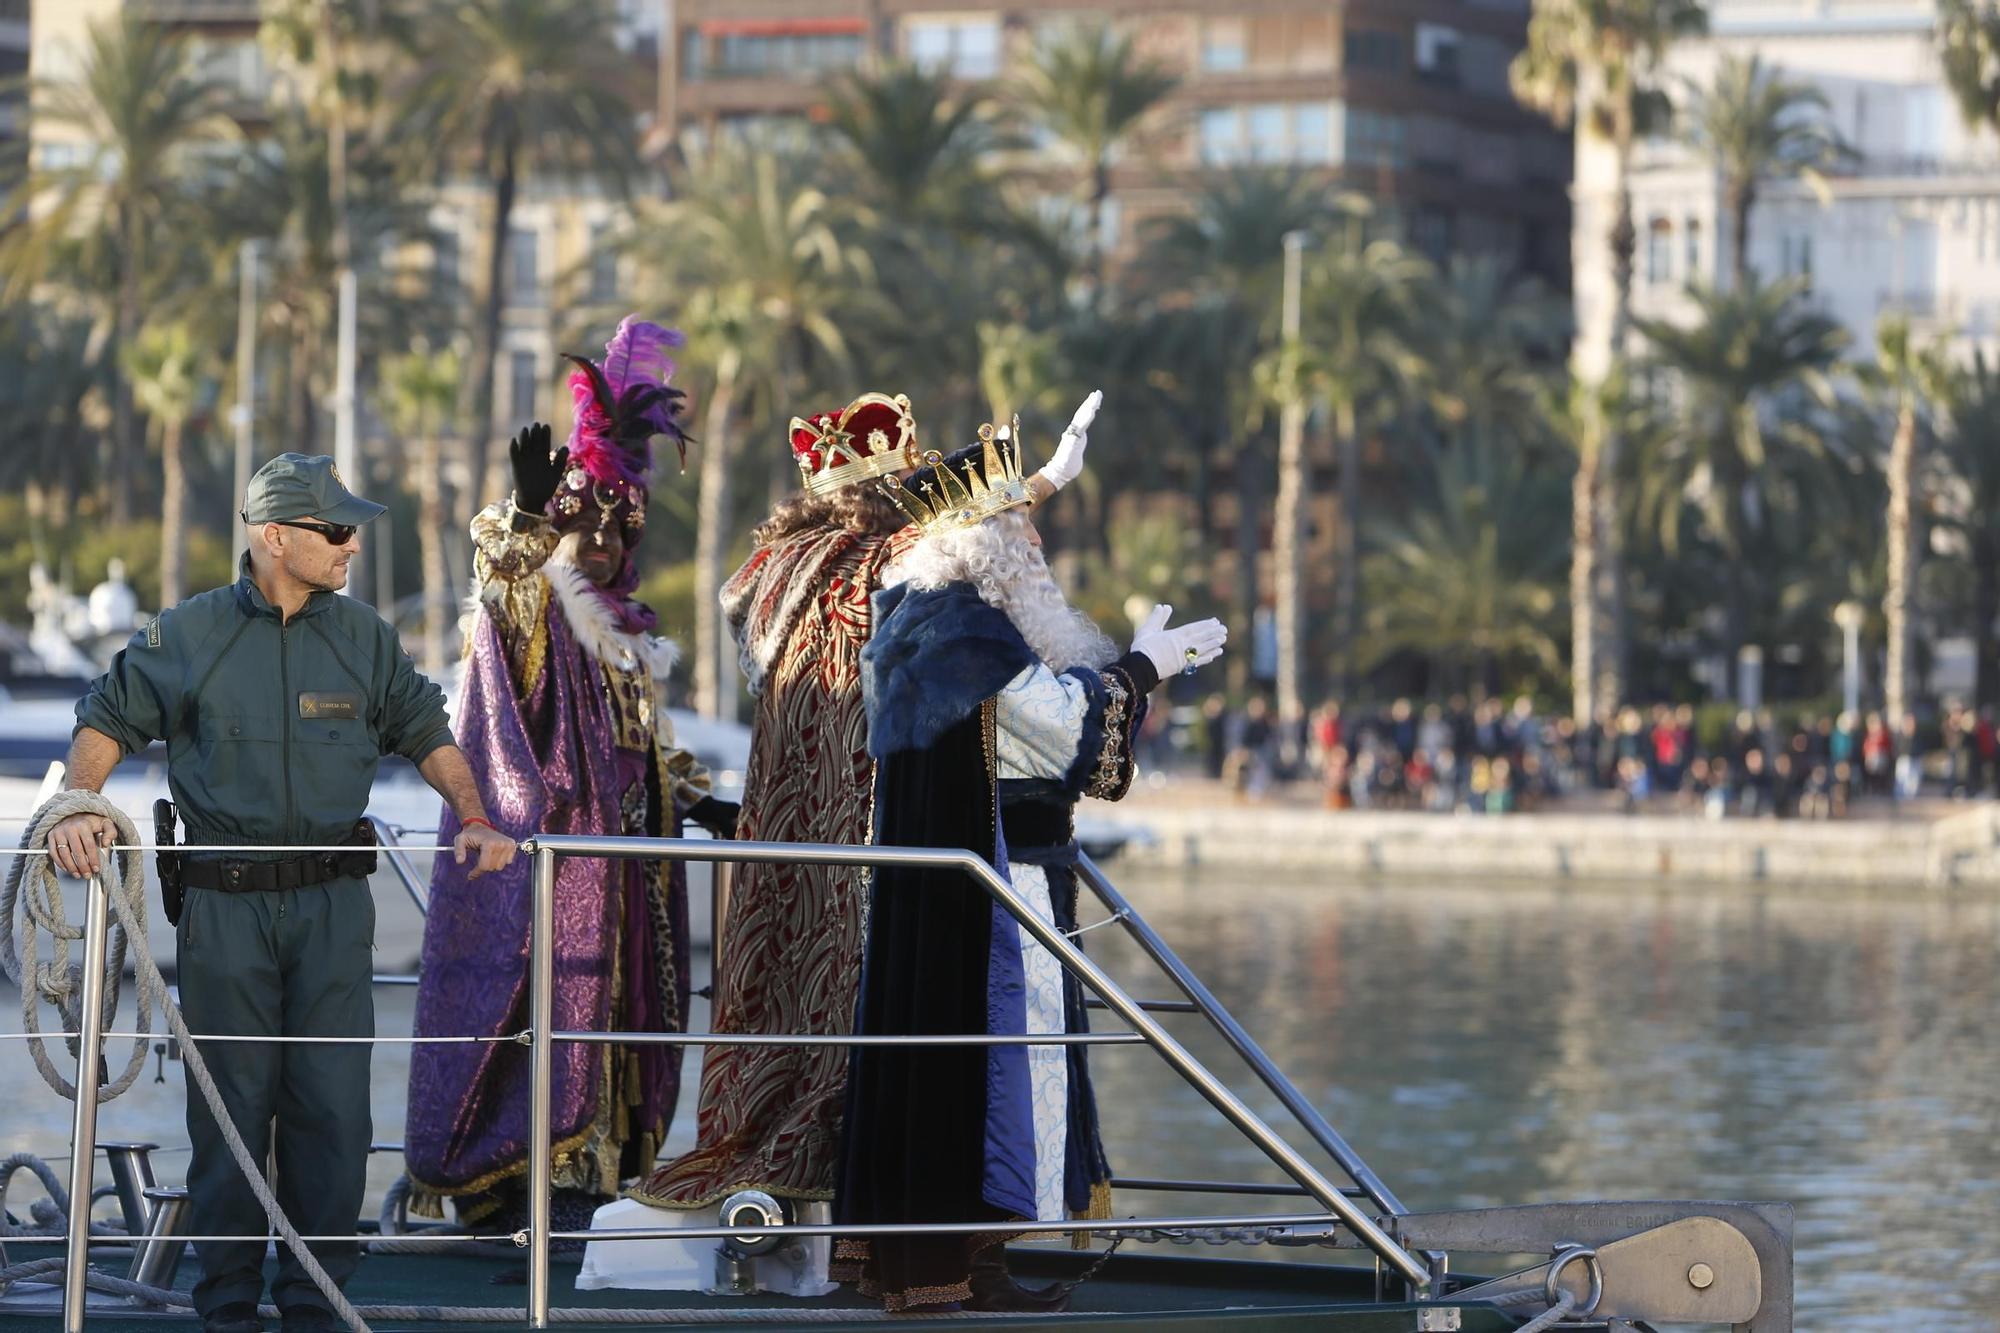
left=48, top=454, right=518, bottom=1333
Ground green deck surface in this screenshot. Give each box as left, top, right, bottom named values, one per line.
left=0, top=1243, right=1524, bottom=1331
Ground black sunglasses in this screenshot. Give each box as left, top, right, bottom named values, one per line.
left=270, top=519, right=357, bottom=545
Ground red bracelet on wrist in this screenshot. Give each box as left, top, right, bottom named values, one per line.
left=462, top=816, right=497, bottom=834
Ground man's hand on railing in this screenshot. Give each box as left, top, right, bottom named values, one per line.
left=47, top=812, right=117, bottom=877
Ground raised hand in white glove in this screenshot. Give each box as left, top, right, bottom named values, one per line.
left=1034, top=389, right=1102, bottom=496
left=1130, top=603, right=1228, bottom=680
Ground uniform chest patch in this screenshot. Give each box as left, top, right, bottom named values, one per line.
left=146, top=617, right=161, bottom=649
left=298, top=690, right=363, bottom=720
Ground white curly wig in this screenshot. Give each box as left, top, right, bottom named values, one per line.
left=884, top=509, right=1117, bottom=672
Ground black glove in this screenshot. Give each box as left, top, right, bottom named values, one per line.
left=509, top=422, right=568, bottom=516
left=687, top=796, right=740, bottom=840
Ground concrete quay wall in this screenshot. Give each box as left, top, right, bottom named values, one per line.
left=1089, top=801, right=2000, bottom=889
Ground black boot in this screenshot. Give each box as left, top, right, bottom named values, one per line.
left=966, top=1251, right=1072, bottom=1313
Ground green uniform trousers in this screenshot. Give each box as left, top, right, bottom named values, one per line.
left=177, top=878, right=374, bottom=1316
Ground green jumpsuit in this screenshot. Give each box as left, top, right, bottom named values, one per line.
left=75, top=560, right=452, bottom=1319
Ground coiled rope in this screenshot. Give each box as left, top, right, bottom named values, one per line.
left=2, top=793, right=370, bottom=1332
left=0, top=791, right=153, bottom=1099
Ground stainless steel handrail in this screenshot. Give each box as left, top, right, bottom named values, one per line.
left=1076, top=852, right=1409, bottom=1218
left=522, top=833, right=1431, bottom=1327
left=366, top=816, right=432, bottom=917
left=46, top=834, right=1431, bottom=1330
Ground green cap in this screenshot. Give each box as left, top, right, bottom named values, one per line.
left=242, top=453, right=386, bottom=526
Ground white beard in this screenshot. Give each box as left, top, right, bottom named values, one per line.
left=884, top=509, right=1118, bottom=672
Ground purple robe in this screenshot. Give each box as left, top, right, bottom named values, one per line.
left=405, top=596, right=689, bottom=1203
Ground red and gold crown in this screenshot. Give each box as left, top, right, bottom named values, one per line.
left=791, top=392, right=919, bottom=498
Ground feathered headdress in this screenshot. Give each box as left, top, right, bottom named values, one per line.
left=547, top=315, right=691, bottom=545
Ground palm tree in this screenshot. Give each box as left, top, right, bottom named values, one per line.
left=0, top=15, right=234, bottom=521
left=1681, top=53, right=1848, bottom=289
left=1862, top=317, right=1950, bottom=725
left=1935, top=351, right=2000, bottom=707
left=123, top=322, right=204, bottom=609
left=1270, top=225, right=1428, bottom=702
left=399, top=0, right=641, bottom=509
left=1362, top=439, right=1569, bottom=698
left=381, top=343, right=463, bottom=675
left=1512, top=0, right=1708, bottom=722
left=1632, top=278, right=1850, bottom=681
left=1019, top=21, right=1178, bottom=296
left=1939, top=0, right=2000, bottom=133
left=1414, top=256, right=1567, bottom=461
left=0, top=310, right=102, bottom=535
left=825, top=62, right=1006, bottom=223
left=624, top=143, right=870, bottom=718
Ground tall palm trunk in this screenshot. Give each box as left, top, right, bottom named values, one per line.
left=1087, top=156, right=1111, bottom=299
left=1579, top=107, right=1638, bottom=722
left=466, top=134, right=521, bottom=510
left=160, top=419, right=188, bottom=609
left=418, top=430, right=452, bottom=674
left=1230, top=436, right=1262, bottom=696
left=1273, top=366, right=1306, bottom=724
left=1334, top=398, right=1361, bottom=697
left=1884, top=395, right=1918, bottom=723
left=1569, top=430, right=1600, bottom=726
left=111, top=216, right=143, bottom=523
left=1727, top=177, right=1754, bottom=291
left=693, top=358, right=741, bottom=720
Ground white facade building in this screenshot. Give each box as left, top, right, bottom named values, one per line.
left=1573, top=0, right=2000, bottom=377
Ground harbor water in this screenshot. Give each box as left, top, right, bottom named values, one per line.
left=2, top=861, right=1995, bottom=1330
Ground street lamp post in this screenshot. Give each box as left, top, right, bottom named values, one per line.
left=231, top=240, right=261, bottom=565
left=1835, top=600, right=1866, bottom=718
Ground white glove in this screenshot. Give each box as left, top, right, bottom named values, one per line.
left=1035, top=389, right=1102, bottom=493
left=1130, top=603, right=1228, bottom=679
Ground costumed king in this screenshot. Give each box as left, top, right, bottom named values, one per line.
left=404, top=317, right=737, bottom=1232
left=831, top=396, right=1227, bottom=1312
left=51, top=454, right=517, bottom=1333
left=598, top=394, right=924, bottom=1295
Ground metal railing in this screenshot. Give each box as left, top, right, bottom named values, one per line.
left=20, top=834, right=1432, bottom=1330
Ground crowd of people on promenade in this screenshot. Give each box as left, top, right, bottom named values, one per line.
left=1180, top=692, right=2000, bottom=818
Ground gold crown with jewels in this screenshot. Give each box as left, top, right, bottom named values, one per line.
left=879, top=418, right=1034, bottom=537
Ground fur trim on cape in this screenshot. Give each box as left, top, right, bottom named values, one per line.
left=861, top=581, right=1037, bottom=760
left=470, top=555, right=680, bottom=681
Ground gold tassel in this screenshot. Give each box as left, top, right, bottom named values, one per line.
left=1071, top=1180, right=1114, bottom=1249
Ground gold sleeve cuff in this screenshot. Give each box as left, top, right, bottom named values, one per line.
left=653, top=707, right=715, bottom=815
left=472, top=499, right=559, bottom=585
left=1084, top=669, right=1139, bottom=802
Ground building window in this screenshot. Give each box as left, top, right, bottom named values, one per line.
left=905, top=15, right=1001, bottom=79
left=589, top=221, right=619, bottom=303
left=1684, top=216, right=1701, bottom=277
left=1344, top=107, right=1406, bottom=171
left=508, top=349, right=539, bottom=423
left=1414, top=23, right=1461, bottom=86
left=1200, top=18, right=1246, bottom=72
left=1344, top=28, right=1403, bottom=72
left=1646, top=217, right=1673, bottom=285
left=703, top=28, right=866, bottom=78
left=1199, top=102, right=1337, bottom=165
left=1782, top=232, right=1815, bottom=290
left=507, top=227, right=539, bottom=304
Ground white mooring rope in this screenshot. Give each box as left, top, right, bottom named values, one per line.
left=2, top=792, right=371, bottom=1332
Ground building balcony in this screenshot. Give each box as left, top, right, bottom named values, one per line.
left=127, top=0, right=261, bottom=21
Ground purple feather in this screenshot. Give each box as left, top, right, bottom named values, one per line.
left=601, top=315, right=684, bottom=400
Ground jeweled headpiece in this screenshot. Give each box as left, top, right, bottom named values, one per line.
left=791, top=392, right=920, bottom=498
left=879, top=418, right=1033, bottom=537
left=549, top=315, right=690, bottom=545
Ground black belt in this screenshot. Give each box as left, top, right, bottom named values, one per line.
left=1001, top=798, right=1076, bottom=867
left=182, top=822, right=378, bottom=893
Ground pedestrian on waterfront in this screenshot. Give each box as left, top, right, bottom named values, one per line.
left=48, top=454, right=518, bottom=1333
left=1895, top=712, right=1924, bottom=801
left=1862, top=713, right=1894, bottom=798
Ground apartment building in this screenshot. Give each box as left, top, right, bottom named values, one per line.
left=657, top=1, right=1572, bottom=285
left=1577, top=0, right=2000, bottom=377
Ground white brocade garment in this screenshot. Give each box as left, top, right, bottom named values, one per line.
left=993, top=663, right=1099, bottom=1222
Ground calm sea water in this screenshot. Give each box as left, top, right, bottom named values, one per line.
left=3, top=861, right=1995, bottom=1330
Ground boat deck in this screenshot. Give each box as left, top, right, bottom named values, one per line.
left=0, top=1243, right=1525, bottom=1331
